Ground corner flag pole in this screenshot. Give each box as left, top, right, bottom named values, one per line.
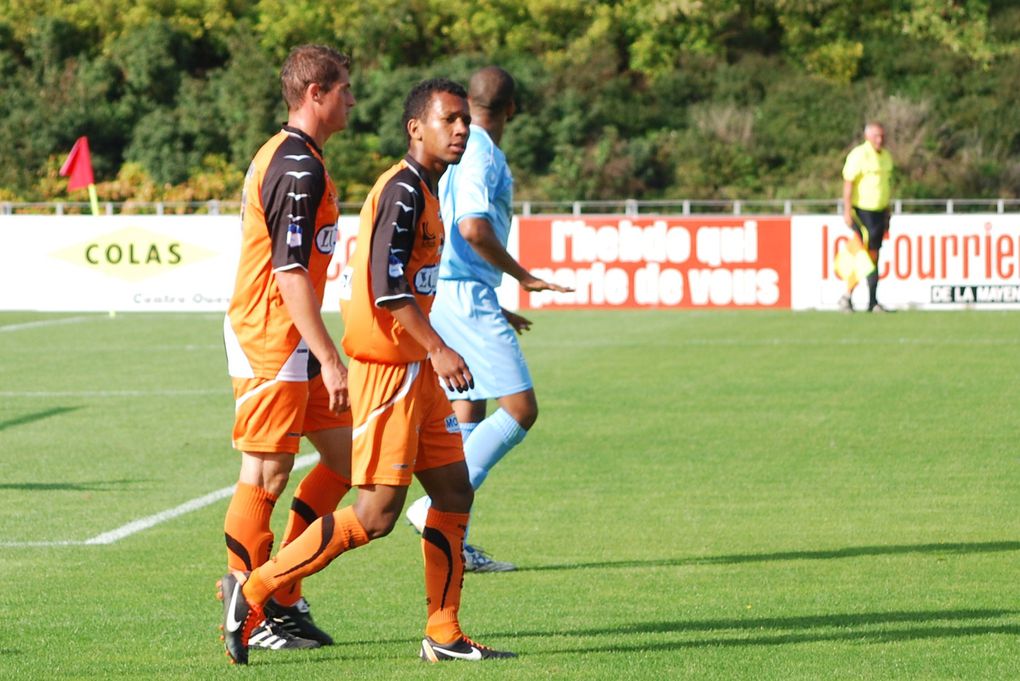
left=59, top=136, right=99, bottom=216
left=87, top=183, right=100, bottom=216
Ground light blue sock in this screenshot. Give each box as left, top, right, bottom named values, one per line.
left=459, top=421, right=478, bottom=444
left=464, top=408, right=527, bottom=491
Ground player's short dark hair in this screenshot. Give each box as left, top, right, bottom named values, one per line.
left=280, top=45, right=351, bottom=110
left=468, top=66, right=515, bottom=113
left=401, top=78, right=468, bottom=140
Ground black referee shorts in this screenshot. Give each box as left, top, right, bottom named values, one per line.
left=851, top=207, right=889, bottom=250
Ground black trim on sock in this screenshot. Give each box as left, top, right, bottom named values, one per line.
left=290, top=496, right=319, bottom=526
left=422, top=526, right=454, bottom=609
left=225, top=532, right=253, bottom=572
left=277, top=513, right=335, bottom=580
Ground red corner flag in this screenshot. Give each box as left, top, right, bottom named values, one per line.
left=59, top=136, right=95, bottom=191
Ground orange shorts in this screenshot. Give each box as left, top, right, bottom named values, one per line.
left=232, top=373, right=353, bottom=454
left=348, top=359, right=463, bottom=486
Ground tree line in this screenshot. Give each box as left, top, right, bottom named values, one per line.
left=1, top=1, right=1017, bottom=206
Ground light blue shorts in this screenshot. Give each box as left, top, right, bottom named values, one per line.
left=430, top=279, right=533, bottom=401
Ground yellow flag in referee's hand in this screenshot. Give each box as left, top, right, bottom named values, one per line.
left=833, top=232, right=875, bottom=290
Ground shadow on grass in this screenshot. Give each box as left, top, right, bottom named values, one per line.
left=0, top=479, right=146, bottom=491
left=0, top=406, right=79, bottom=432
left=499, top=609, right=1020, bottom=655
left=538, top=623, right=1015, bottom=652
left=534, top=623, right=1020, bottom=655
left=495, top=608, right=1018, bottom=639
left=522, top=541, right=1020, bottom=572
left=257, top=609, right=1019, bottom=663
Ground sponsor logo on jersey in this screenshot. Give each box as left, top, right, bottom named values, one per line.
left=388, top=252, right=405, bottom=278
left=414, top=264, right=439, bottom=295
left=421, top=220, right=437, bottom=244
left=315, top=223, right=337, bottom=254
left=287, top=224, right=302, bottom=248
left=444, top=414, right=460, bottom=434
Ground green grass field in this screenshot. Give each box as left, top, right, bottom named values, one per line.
left=1, top=309, right=1017, bottom=680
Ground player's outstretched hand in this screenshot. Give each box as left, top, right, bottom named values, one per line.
left=430, top=345, right=474, bottom=393
left=322, top=361, right=350, bottom=414
left=501, top=308, right=532, bottom=335
left=519, top=273, right=574, bottom=293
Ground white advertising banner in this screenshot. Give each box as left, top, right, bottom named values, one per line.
left=4, top=213, right=1020, bottom=312
left=0, top=215, right=240, bottom=311
left=0, top=215, right=368, bottom=313
left=791, top=214, right=1020, bottom=310
left=322, top=215, right=360, bottom=313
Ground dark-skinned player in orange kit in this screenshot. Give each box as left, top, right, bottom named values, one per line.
left=219, top=78, right=516, bottom=665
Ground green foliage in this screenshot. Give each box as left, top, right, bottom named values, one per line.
left=0, top=1, right=1016, bottom=202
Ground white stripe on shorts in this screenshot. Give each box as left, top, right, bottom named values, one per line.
left=234, top=379, right=279, bottom=412
left=351, top=362, right=420, bottom=440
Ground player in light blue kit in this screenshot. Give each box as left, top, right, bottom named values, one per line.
left=404, top=66, right=571, bottom=571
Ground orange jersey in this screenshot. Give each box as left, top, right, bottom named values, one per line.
left=225, top=126, right=340, bottom=380
left=339, top=156, right=444, bottom=364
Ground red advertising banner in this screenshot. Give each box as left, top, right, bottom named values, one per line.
left=516, top=216, right=792, bottom=309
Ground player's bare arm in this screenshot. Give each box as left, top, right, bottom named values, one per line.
left=842, top=179, right=855, bottom=228
left=275, top=268, right=349, bottom=413
left=458, top=216, right=573, bottom=293
left=382, top=297, right=473, bottom=392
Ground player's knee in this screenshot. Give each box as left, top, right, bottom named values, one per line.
left=457, top=482, right=475, bottom=511
left=263, top=472, right=290, bottom=497
left=503, top=399, right=537, bottom=431
left=519, top=404, right=538, bottom=430
left=359, top=510, right=400, bottom=539
left=432, top=483, right=473, bottom=514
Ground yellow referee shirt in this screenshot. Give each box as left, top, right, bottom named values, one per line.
left=842, top=141, right=893, bottom=211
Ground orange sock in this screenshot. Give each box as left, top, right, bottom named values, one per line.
left=422, top=508, right=469, bottom=644
left=224, top=482, right=277, bottom=574
left=244, top=505, right=369, bottom=607
left=275, top=464, right=352, bottom=606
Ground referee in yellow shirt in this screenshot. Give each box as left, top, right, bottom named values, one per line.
left=840, top=121, right=893, bottom=313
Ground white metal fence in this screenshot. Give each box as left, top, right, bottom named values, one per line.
left=4, top=198, right=1020, bottom=216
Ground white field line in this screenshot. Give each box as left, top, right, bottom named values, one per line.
left=0, top=316, right=94, bottom=333
left=0, top=389, right=224, bottom=398
left=0, top=452, right=319, bottom=547
left=526, top=336, right=1020, bottom=348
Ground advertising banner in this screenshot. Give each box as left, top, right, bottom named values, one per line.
left=0, top=214, right=367, bottom=313
left=791, top=214, right=1020, bottom=310
left=0, top=215, right=239, bottom=311
left=513, top=216, right=792, bottom=310
left=4, top=213, right=1019, bottom=312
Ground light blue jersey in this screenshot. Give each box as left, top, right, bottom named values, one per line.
left=417, top=99, right=533, bottom=550
left=438, top=124, right=513, bottom=288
